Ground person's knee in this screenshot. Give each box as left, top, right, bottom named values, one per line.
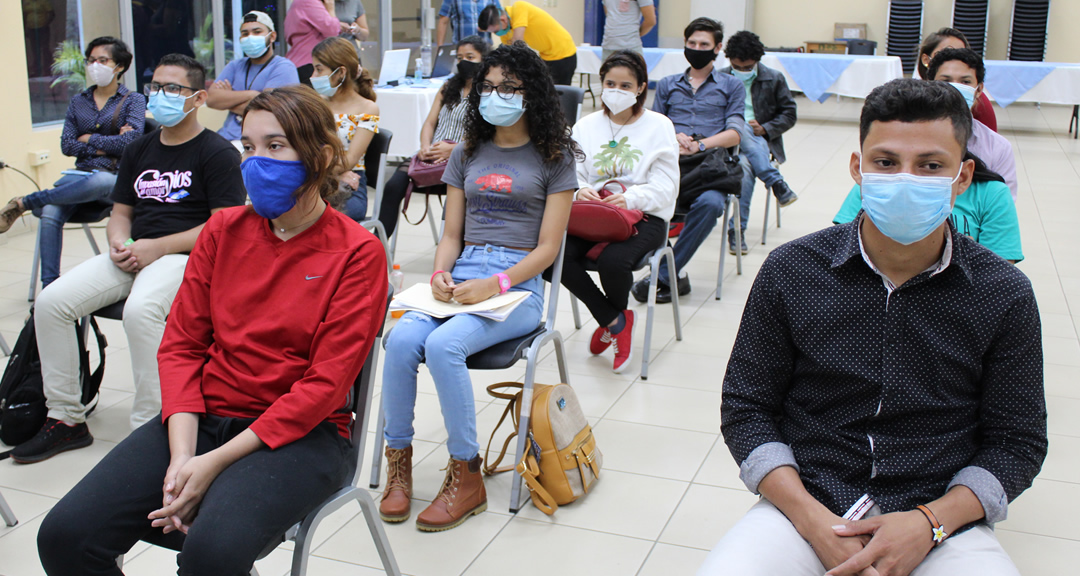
left=693, top=191, right=727, bottom=217
left=178, top=529, right=258, bottom=576
left=34, top=281, right=76, bottom=324
left=384, top=314, right=433, bottom=364
left=38, top=504, right=97, bottom=574
left=121, top=293, right=169, bottom=335
left=424, top=327, right=468, bottom=366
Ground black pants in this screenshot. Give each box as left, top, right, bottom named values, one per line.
left=297, top=63, right=314, bottom=87
left=38, top=415, right=349, bottom=576
left=545, top=53, right=578, bottom=86
left=547, top=216, right=667, bottom=326
left=379, top=167, right=411, bottom=238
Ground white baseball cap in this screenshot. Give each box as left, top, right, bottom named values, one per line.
left=243, top=11, right=275, bottom=33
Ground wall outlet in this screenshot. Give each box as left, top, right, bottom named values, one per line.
left=29, top=150, right=50, bottom=166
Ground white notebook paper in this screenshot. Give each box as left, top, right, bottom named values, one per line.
left=389, top=282, right=531, bottom=322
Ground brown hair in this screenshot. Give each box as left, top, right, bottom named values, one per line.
left=312, top=37, right=377, bottom=102
left=917, top=28, right=969, bottom=80
left=599, top=50, right=648, bottom=116
left=243, top=85, right=347, bottom=201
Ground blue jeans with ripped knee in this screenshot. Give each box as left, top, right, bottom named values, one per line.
left=381, top=244, right=544, bottom=460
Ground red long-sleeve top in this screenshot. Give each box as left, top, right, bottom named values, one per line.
left=158, top=206, right=388, bottom=449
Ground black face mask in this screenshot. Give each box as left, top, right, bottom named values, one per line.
left=684, top=47, right=717, bottom=70
left=456, top=59, right=481, bottom=80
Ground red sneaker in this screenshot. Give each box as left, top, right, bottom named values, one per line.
left=610, top=310, right=635, bottom=374
left=589, top=326, right=612, bottom=355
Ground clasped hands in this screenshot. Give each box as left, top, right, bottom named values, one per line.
left=576, top=187, right=627, bottom=209
left=110, top=238, right=166, bottom=273
left=418, top=141, right=453, bottom=164
left=431, top=272, right=499, bottom=305
left=802, top=509, right=935, bottom=576
left=148, top=452, right=228, bottom=534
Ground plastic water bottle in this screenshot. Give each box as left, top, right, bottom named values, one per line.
left=414, top=58, right=424, bottom=83
left=420, top=44, right=433, bottom=78
left=390, top=264, right=406, bottom=318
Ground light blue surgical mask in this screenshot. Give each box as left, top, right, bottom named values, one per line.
left=860, top=162, right=962, bottom=245
left=732, top=67, right=757, bottom=82
left=147, top=91, right=198, bottom=128
left=241, top=156, right=306, bottom=220
left=479, top=93, right=526, bottom=126
left=948, top=82, right=978, bottom=109
left=240, top=34, right=270, bottom=58
left=495, top=11, right=511, bottom=36
left=311, top=68, right=344, bottom=98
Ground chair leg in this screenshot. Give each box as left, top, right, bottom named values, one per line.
left=250, top=567, right=260, bottom=576
left=665, top=249, right=683, bottom=343
left=716, top=198, right=730, bottom=300
left=356, top=490, right=402, bottom=576
left=0, top=490, right=17, bottom=527
left=641, top=253, right=660, bottom=380
left=733, top=199, right=743, bottom=276
left=0, top=334, right=9, bottom=357
left=425, top=196, right=440, bottom=244
left=761, top=187, right=771, bottom=245
left=369, top=398, right=386, bottom=489
left=28, top=223, right=42, bottom=302
left=570, top=294, right=582, bottom=330
left=509, top=332, right=565, bottom=513
left=83, top=223, right=101, bottom=255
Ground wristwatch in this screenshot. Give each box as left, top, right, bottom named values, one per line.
left=494, top=273, right=511, bottom=294
left=698, top=140, right=707, bottom=152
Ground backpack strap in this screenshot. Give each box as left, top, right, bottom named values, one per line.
left=482, top=382, right=524, bottom=476
left=78, top=316, right=108, bottom=407
left=516, top=451, right=558, bottom=515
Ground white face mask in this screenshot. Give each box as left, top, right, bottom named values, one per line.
left=87, top=62, right=118, bottom=87
left=602, top=88, right=637, bottom=115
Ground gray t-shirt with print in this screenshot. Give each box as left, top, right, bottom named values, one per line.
left=602, top=0, right=653, bottom=51
left=443, top=140, right=578, bottom=249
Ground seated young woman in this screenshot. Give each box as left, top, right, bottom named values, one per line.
left=379, top=41, right=579, bottom=532
left=916, top=27, right=997, bottom=131
left=376, top=35, right=490, bottom=237
left=36, top=85, right=388, bottom=576
left=311, top=36, right=380, bottom=221
left=551, top=50, right=679, bottom=373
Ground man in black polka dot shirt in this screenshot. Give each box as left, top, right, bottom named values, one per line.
left=703, top=80, right=1046, bottom=576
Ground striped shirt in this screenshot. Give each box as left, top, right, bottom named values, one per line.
left=432, top=94, right=468, bottom=143
left=60, top=84, right=146, bottom=171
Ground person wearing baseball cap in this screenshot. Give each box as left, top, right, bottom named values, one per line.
left=207, top=10, right=299, bottom=141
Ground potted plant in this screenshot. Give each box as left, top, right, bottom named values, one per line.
left=50, top=39, right=86, bottom=90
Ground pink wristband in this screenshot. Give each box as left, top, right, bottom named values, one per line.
left=431, top=270, right=447, bottom=285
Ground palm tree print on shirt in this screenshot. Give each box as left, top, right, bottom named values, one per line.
left=593, top=137, right=644, bottom=179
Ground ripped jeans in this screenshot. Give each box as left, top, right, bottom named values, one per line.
left=381, top=245, right=544, bottom=460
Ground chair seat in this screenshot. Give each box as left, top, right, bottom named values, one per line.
left=465, top=326, right=545, bottom=370
left=92, top=300, right=126, bottom=321
left=67, top=201, right=113, bottom=224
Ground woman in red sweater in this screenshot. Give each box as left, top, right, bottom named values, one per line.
left=37, top=85, right=388, bottom=576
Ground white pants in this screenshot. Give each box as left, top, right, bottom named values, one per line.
left=698, top=499, right=1020, bottom=576
left=35, top=253, right=188, bottom=429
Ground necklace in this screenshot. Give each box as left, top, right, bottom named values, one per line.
left=607, top=114, right=629, bottom=148
left=275, top=207, right=323, bottom=234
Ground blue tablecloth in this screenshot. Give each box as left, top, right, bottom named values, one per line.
left=772, top=53, right=857, bottom=103
left=582, top=46, right=667, bottom=74
left=983, top=61, right=1058, bottom=108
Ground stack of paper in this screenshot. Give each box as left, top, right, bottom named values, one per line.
left=389, top=283, right=532, bottom=322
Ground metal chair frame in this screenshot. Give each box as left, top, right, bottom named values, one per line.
left=29, top=203, right=112, bottom=302
left=0, top=490, right=17, bottom=527
left=360, top=130, right=394, bottom=274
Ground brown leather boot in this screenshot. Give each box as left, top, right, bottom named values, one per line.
left=416, top=455, right=487, bottom=532
left=379, top=445, right=412, bottom=523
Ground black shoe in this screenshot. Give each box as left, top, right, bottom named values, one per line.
left=10, top=418, right=93, bottom=464
left=772, top=181, right=798, bottom=207
left=631, top=275, right=691, bottom=305
left=728, top=229, right=749, bottom=256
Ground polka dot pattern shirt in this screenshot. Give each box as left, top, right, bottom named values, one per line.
left=720, top=218, right=1047, bottom=524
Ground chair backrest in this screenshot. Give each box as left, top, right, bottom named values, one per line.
left=542, top=232, right=568, bottom=332
left=363, top=129, right=393, bottom=225
left=555, top=85, right=585, bottom=126
left=346, top=285, right=393, bottom=485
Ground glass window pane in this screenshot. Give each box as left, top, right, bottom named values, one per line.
left=359, top=0, right=381, bottom=76
left=225, top=0, right=288, bottom=63
left=131, top=0, right=214, bottom=92
left=24, top=0, right=83, bottom=125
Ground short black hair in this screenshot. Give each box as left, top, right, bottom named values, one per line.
left=684, top=17, right=723, bottom=47
left=156, top=53, right=206, bottom=91
left=859, top=79, right=972, bottom=154
left=724, top=31, right=765, bottom=62
left=478, top=5, right=501, bottom=31
left=927, top=47, right=985, bottom=85
left=85, top=36, right=133, bottom=76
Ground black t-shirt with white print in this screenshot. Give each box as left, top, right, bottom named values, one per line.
left=111, top=128, right=246, bottom=241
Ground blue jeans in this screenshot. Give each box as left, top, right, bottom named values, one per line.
left=23, top=171, right=116, bottom=287
left=659, top=190, right=727, bottom=286
left=729, top=123, right=784, bottom=232
left=341, top=170, right=368, bottom=221
left=382, top=245, right=544, bottom=460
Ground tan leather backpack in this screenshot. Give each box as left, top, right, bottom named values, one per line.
left=483, top=382, right=602, bottom=515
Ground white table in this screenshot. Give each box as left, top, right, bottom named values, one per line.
left=576, top=45, right=904, bottom=100
left=374, top=82, right=443, bottom=158
left=983, top=61, right=1080, bottom=106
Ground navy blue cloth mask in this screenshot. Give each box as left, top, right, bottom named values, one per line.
left=241, top=156, right=306, bottom=220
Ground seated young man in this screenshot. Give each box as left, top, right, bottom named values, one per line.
left=719, top=30, right=798, bottom=255
left=207, top=10, right=299, bottom=141
left=705, top=79, right=1046, bottom=576
left=632, top=17, right=744, bottom=303
left=12, top=54, right=247, bottom=464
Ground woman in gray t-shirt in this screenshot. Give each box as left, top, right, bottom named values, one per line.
left=601, top=0, right=657, bottom=60
left=380, top=42, right=580, bottom=532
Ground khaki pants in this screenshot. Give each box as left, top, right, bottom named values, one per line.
left=698, top=499, right=1020, bottom=576
left=35, top=253, right=188, bottom=429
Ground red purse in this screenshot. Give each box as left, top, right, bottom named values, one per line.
left=402, top=140, right=455, bottom=225
left=567, top=180, right=645, bottom=244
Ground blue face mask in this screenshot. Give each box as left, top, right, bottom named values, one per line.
left=240, top=34, right=270, bottom=58
left=147, top=91, right=198, bottom=128
left=732, top=67, right=757, bottom=82
left=241, top=156, right=306, bottom=220
left=860, top=162, right=961, bottom=245
left=948, top=82, right=978, bottom=109
left=311, top=68, right=344, bottom=98
left=479, top=93, right=525, bottom=126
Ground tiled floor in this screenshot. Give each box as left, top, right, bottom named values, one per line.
left=1, top=95, right=1078, bottom=575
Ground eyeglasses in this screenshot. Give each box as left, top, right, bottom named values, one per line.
left=477, top=82, right=525, bottom=100
left=144, top=82, right=200, bottom=98
left=85, top=57, right=114, bottom=66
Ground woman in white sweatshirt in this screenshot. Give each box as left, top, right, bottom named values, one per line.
left=556, top=50, right=680, bottom=373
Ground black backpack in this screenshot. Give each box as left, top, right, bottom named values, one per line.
left=0, top=309, right=106, bottom=447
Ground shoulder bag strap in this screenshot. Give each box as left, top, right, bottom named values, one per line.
left=482, top=382, right=524, bottom=475
left=516, top=452, right=558, bottom=515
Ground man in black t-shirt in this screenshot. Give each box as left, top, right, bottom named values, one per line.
left=12, top=54, right=247, bottom=464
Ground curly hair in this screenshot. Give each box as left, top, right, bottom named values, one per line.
left=724, top=31, right=765, bottom=62
left=440, top=35, right=490, bottom=108
left=462, top=41, right=582, bottom=164
left=927, top=47, right=985, bottom=85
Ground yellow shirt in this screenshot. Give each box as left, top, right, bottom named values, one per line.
left=499, top=2, right=577, bottom=62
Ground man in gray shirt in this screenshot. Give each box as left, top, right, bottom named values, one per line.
left=602, top=0, right=657, bottom=60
